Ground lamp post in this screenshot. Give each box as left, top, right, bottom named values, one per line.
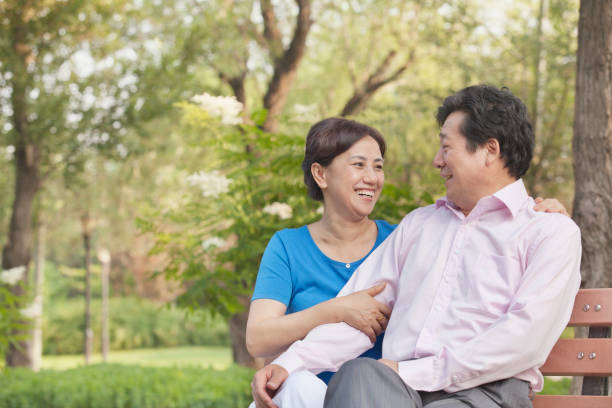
left=80, top=214, right=92, bottom=365
left=97, top=248, right=111, bottom=363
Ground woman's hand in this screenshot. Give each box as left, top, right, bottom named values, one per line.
left=534, top=197, right=569, bottom=216
left=332, top=283, right=391, bottom=342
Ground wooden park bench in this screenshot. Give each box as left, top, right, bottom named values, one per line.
left=533, top=288, right=612, bottom=408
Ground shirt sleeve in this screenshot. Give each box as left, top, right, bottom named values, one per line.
left=397, top=218, right=582, bottom=392
left=272, top=215, right=413, bottom=375
left=251, top=232, right=293, bottom=306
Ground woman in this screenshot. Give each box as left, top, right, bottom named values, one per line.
left=247, top=117, right=567, bottom=408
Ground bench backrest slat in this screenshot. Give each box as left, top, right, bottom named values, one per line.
left=567, top=289, right=612, bottom=327
left=533, top=288, right=612, bottom=407
left=539, top=338, right=612, bottom=376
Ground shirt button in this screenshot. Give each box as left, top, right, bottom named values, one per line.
left=452, top=375, right=460, bottom=383
left=345, top=263, right=350, bottom=268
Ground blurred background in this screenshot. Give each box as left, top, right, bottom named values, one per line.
left=1, top=0, right=610, bottom=406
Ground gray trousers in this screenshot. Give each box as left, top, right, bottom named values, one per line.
left=324, top=358, right=532, bottom=408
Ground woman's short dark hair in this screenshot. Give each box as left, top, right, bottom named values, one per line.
left=435, top=84, right=534, bottom=179
left=301, top=118, right=386, bottom=201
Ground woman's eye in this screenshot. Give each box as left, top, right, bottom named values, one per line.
left=353, top=162, right=364, bottom=167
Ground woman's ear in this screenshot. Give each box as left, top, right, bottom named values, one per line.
left=311, top=163, right=327, bottom=189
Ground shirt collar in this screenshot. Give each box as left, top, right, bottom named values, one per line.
left=492, top=178, right=528, bottom=218
left=435, top=179, right=529, bottom=219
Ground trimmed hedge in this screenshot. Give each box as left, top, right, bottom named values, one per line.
left=0, top=364, right=253, bottom=408
left=44, top=297, right=229, bottom=354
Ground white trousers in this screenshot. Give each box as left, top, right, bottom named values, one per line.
left=248, top=370, right=327, bottom=408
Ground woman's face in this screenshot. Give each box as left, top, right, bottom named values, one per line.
left=319, top=136, right=385, bottom=220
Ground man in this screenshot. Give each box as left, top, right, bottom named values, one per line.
left=252, top=85, right=581, bottom=408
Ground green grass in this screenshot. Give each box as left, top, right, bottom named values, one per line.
left=540, top=376, right=571, bottom=395
left=41, top=346, right=231, bottom=371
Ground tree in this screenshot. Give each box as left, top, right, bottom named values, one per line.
left=572, top=0, right=612, bottom=290
left=571, top=3, right=611, bottom=397
left=0, top=0, right=182, bottom=367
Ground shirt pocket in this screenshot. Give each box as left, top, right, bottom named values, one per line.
left=466, top=252, right=522, bottom=316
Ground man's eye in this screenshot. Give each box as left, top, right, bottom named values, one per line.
left=353, top=162, right=364, bottom=167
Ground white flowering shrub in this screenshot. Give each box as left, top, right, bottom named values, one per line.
left=201, top=237, right=226, bottom=250
left=141, top=103, right=423, bottom=320
left=0, top=266, right=25, bottom=286
left=187, top=171, right=232, bottom=198
left=263, top=202, right=293, bottom=220
left=191, top=93, right=243, bottom=125
left=140, top=107, right=322, bottom=318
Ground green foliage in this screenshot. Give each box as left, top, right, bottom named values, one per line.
left=0, top=281, right=30, bottom=362
left=0, top=364, right=253, bottom=408
left=540, top=377, right=571, bottom=395
left=142, top=104, right=426, bottom=318
left=1, top=1, right=581, bottom=310
left=43, top=297, right=229, bottom=355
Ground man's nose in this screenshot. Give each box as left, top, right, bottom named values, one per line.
left=433, top=149, right=444, bottom=168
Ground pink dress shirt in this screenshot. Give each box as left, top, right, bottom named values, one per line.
left=273, top=179, right=581, bottom=393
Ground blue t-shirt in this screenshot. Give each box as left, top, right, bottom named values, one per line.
left=251, top=219, right=396, bottom=383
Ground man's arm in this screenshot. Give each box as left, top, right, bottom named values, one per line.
left=395, top=218, right=581, bottom=392
left=271, top=215, right=413, bottom=374
left=251, top=214, right=415, bottom=407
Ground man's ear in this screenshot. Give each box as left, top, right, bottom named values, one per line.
left=484, top=138, right=502, bottom=166
left=311, top=163, right=327, bottom=189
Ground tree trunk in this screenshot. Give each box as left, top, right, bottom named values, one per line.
left=3, top=4, right=38, bottom=368
left=229, top=309, right=254, bottom=367
left=571, top=0, right=612, bottom=290
left=261, top=0, right=312, bottom=133
left=29, top=221, right=45, bottom=371
left=228, top=295, right=264, bottom=369
left=219, top=71, right=252, bottom=125
left=2, top=144, right=40, bottom=367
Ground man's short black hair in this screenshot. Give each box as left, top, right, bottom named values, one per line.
left=436, top=85, right=534, bottom=179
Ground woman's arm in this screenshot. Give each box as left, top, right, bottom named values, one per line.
left=246, top=284, right=391, bottom=358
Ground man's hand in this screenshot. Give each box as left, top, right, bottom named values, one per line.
left=251, top=363, right=288, bottom=408
left=378, top=358, right=399, bottom=373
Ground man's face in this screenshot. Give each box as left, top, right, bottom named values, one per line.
left=432, top=111, right=488, bottom=214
